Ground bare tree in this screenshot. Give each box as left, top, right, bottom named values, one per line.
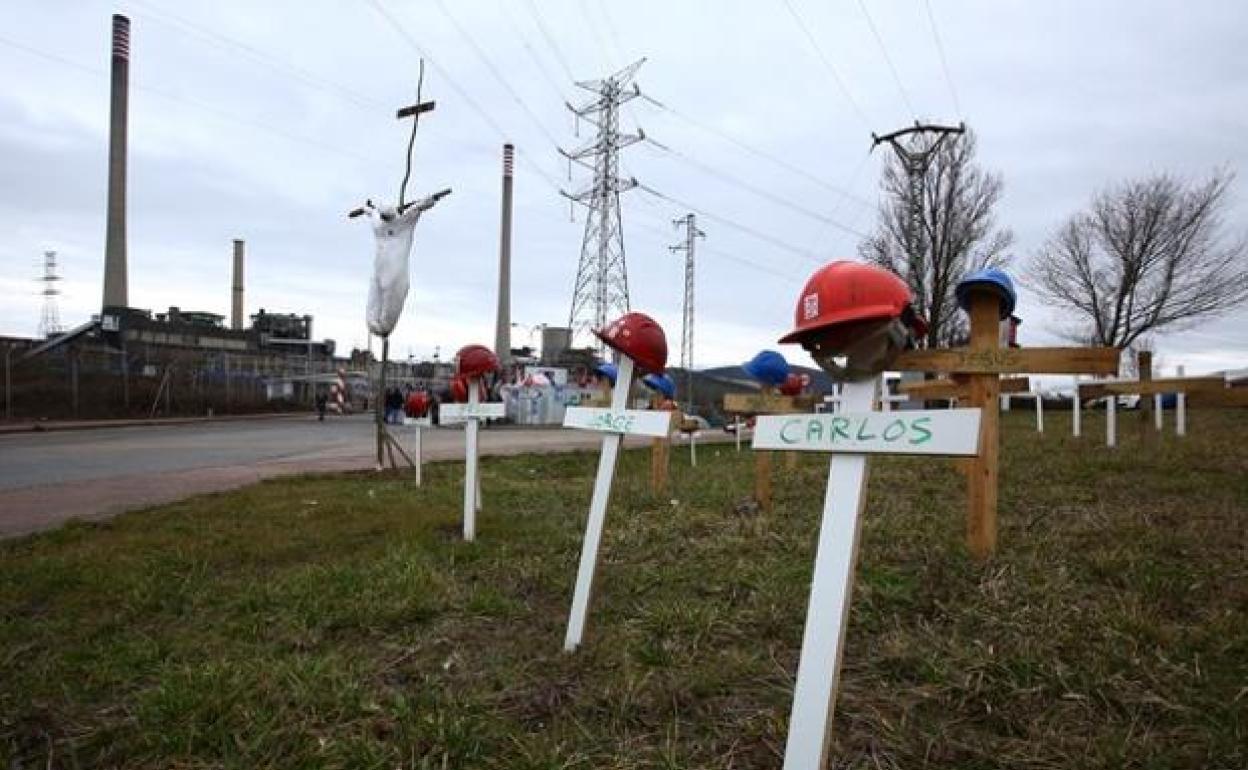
left=860, top=130, right=1014, bottom=347
left=1030, top=170, right=1248, bottom=348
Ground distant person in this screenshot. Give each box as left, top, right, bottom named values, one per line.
left=315, top=391, right=328, bottom=422
left=388, top=387, right=405, bottom=424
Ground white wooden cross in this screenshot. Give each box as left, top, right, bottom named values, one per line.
left=1002, top=390, right=1044, bottom=433
left=402, top=413, right=432, bottom=485
left=560, top=355, right=674, bottom=651
left=440, top=381, right=504, bottom=541
left=751, top=375, right=982, bottom=769
left=732, top=416, right=746, bottom=451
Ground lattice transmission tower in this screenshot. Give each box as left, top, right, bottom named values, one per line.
left=560, top=59, right=647, bottom=353
left=670, top=213, right=704, bottom=413
left=38, top=250, right=64, bottom=338
left=870, top=122, right=965, bottom=312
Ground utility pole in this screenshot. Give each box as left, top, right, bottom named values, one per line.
left=670, top=213, right=704, bottom=414
left=871, top=121, right=965, bottom=330
left=561, top=59, right=647, bottom=354
left=39, top=251, right=64, bottom=339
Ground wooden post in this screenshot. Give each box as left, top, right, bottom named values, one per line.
left=965, top=291, right=1001, bottom=559
left=1106, top=393, right=1117, bottom=448
left=1175, top=365, right=1186, bottom=437
left=463, top=377, right=480, bottom=540
left=414, top=422, right=423, bottom=486
left=1035, top=392, right=1044, bottom=434
left=650, top=436, right=668, bottom=495
left=376, top=338, right=388, bottom=470
left=1138, top=350, right=1152, bottom=442
left=565, top=356, right=635, bottom=651
left=734, top=416, right=743, bottom=451
left=1072, top=378, right=1082, bottom=437
left=755, top=451, right=773, bottom=511
left=649, top=395, right=670, bottom=495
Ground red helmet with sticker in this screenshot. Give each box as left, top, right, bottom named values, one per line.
left=779, top=261, right=926, bottom=346
left=593, top=312, right=668, bottom=375
left=455, top=344, right=501, bottom=380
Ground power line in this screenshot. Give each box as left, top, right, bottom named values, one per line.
left=495, top=0, right=570, bottom=106
left=431, top=0, right=565, bottom=151
left=522, top=0, right=577, bottom=83
left=922, top=0, right=963, bottom=117
left=779, top=0, right=873, bottom=129
left=854, top=0, right=918, bottom=118
left=631, top=216, right=799, bottom=284
left=362, top=0, right=565, bottom=194
left=808, top=149, right=877, bottom=252
left=646, top=100, right=872, bottom=209
left=595, top=0, right=630, bottom=67
left=576, top=0, right=617, bottom=72
left=0, top=34, right=383, bottom=166
left=121, top=0, right=388, bottom=113
left=636, top=182, right=825, bottom=265
left=642, top=140, right=869, bottom=238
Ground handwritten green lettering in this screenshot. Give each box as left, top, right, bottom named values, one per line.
left=882, top=419, right=906, bottom=442
left=909, top=417, right=932, bottom=445
left=806, top=419, right=824, bottom=442
left=830, top=417, right=850, bottom=440
left=855, top=418, right=876, bottom=441
left=780, top=419, right=802, bottom=444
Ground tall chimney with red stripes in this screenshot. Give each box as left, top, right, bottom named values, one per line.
left=494, top=143, right=514, bottom=368
left=102, top=14, right=131, bottom=310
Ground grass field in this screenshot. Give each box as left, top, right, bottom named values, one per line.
left=2, top=410, right=1245, bottom=769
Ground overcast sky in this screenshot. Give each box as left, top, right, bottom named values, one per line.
left=2, top=0, right=1246, bottom=376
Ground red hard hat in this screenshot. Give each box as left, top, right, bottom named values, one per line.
left=455, top=344, right=500, bottom=380
left=780, top=261, right=927, bottom=346
left=778, top=372, right=803, bottom=396
left=404, top=391, right=429, bottom=418
left=593, top=312, right=668, bottom=374
left=449, top=376, right=486, bottom=403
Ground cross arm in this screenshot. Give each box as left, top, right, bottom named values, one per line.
left=892, top=347, right=1120, bottom=375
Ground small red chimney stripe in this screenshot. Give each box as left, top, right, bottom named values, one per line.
left=112, top=16, right=131, bottom=60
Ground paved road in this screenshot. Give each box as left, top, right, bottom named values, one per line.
left=0, top=415, right=687, bottom=538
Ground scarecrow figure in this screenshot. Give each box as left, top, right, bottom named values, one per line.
left=357, top=192, right=448, bottom=337
left=347, top=59, right=452, bottom=470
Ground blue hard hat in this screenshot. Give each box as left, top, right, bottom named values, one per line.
left=956, top=268, right=1017, bottom=319
left=641, top=372, right=676, bottom=399
left=743, top=350, right=790, bottom=386
left=593, top=361, right=618, bottom=386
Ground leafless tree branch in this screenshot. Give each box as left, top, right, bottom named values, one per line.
left=1029, top=169, right=1248, bottom=348
left=859, top=130, right=1014, bottom=347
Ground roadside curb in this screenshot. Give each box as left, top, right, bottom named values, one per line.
left=0, top=412, right=311, bottom=435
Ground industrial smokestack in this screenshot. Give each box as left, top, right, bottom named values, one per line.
left=231, top=239, right=245, bottom=330
left=493, top=143, right=514, bottom=367
left=102, top=14, right=131, bottom=310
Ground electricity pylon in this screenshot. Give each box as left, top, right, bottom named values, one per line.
left=39, top=251, right=63, bottom=338
left=671, top=213, right=704, bottom=413
left=871, top=121, right=965, bottom=307
left=560, top=59, right=647, bottom=353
